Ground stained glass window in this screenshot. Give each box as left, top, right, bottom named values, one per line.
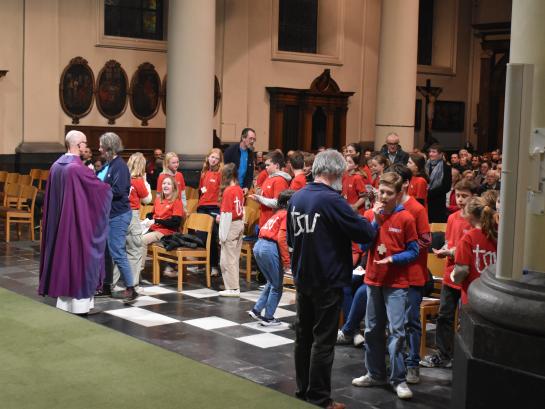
left=105, top=0, right=166, bottom=41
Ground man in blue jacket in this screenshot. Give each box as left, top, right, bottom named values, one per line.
left=223, top=128, right=256, bottom=193
left=288, top=150, right=376, bottom=409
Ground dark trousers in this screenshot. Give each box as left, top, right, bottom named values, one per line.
left=196, top=205, right=220, bottom=268
left=435, top=284, right=461, bottom=359
left=295, top=286, right=342, bottom=408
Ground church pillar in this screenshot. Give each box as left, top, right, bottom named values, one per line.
left=451, top=2, right=545, bottom=408
left=166, top=0, right=215, bottom=157
left=374, top=0, right=419, bottom=151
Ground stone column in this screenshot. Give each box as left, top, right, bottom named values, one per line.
left=374, top=0, right=419, bottom=151
left=166, top=0, right=215, bottom=156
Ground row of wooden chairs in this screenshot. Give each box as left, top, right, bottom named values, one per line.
left=0, top=183, right=38, bottom=242
left=0, top=170, right=49, bottom=191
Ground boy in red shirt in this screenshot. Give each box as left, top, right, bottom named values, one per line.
left=218, top=164, right=245, bottom=297
left=387, top=164, right=431, bottom=384
left=289, top=151, right=307, bottom=191
left=451, top=192, right=498, bottom=304
left=248, top=190, right=294, bottom=326
left=249, top=151, right=291, bottom=227
left=352, top=172, right=418, bottom=400
left=420, top=179, right=478, bottom=368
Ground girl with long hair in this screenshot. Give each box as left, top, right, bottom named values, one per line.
left=341, top=155, right=367, bottom=214
left=407, top=153, right=429, bottom=207
left=369, top=154, right=390, bottom=189
left=157, top=152, right=187, bottom=211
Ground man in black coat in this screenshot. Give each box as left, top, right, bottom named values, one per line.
left=426, top=144, right=452, bottom=223
left=223, top=128, right=256, bottom=194
left=379, top=133, right=410, bottom=165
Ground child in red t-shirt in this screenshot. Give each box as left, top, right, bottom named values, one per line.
left=288, top=151, right=307, bottom=191
left=353, top=172, right=418, bottom=400
left=451, top=191, right=498, bottom=304
left=420, top=179, right=478, bottom=368
left=342, top=155, right=367, bottom=215
left=119, top=153, right=152, bottom=287
left=248, top=190, right=295, bottom=326
left=141, top=175, right=185, bottom=277
left=249, top=151, right=291, bottom=227
left=197, top=148, right=224, bottom=276
left=217, top=164, right=245, bottom=297
left=157, top=152, right=187, bottom=212
left=407, top=153, right=429, bottom=208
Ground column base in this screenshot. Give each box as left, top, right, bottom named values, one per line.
left=451, top=305, right=545, bottom=409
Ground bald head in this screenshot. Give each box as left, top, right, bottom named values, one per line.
left=65, top=130, right=87, bottom=155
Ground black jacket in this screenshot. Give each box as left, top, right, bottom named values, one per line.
left=426, top=161, right=452, bottom=223
left=379, top=145, right=409, bottom=165
left=223, top=143, right=255, bottom=189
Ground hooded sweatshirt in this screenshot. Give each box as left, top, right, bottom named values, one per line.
left=253, top=171, right=291, bottom=227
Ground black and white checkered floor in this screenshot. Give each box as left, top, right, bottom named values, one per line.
left=0, top=241, right=452, bottom=409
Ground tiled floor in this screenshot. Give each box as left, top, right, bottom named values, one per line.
left=0, top=240, right=452, bottom=409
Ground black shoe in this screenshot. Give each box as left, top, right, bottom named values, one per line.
left=95, top=286, right=112, bottom=298
left=122, top=287, right=138, bottom=305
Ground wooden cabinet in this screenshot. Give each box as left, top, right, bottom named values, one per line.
left=267, top=69, right=353, bottom=152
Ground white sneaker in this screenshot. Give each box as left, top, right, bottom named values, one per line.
left=336, top=330, right=352, bottom=345
left=352, top=373, right=387, bottom=387
left=394, top=382, right=413, bottom=399
left=406, top=367, right=420, bottom=384
left=211, top=267, right=220, bottom=277
left=353, top=333, right=365, bottom=347
left=218, top=289, right=240, bottom=297
left=163, top=266, right=177, bottom=278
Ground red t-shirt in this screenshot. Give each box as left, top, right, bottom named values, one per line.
left=442, top=210, right=472, bottom=289
left=360, top=165, right=372, bottom=184
left=220, top=185, right=244, bottom=221
left=258, top=175, right=289, bottom=227
left=150, top=196, right=184, bottom=235
left=403, top=196, right=431, bottom=286
left=129, top=177, right=149, bottom=210
left=290, top=173, right=307, bottom=191
left=408, top=176, right=428, bottom=207
left=198, top=170, right=221, bottom=207
left=259, top=209, right=290, bottom=267
left=256, top=169, right=268, bottom=188
left=364, top=208, right=418, bottom=288
left=455, top=228, right=497, bottom=304
left=157, top=172, right=186, bottom=201
left=342, top=172, right=365, bottom=207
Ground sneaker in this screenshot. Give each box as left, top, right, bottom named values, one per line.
left=95, top=286, right=112, bottom=298
left=218, top=289, right=240, bottom=297
left=352, top=373, right=387, bottom=387
left=248, top=309, right=263, bottom=321
left=260, top=317, right=282, bottom=327
left=336, top=330, right=353, bottom=345
left=353, top=333, right=365, bottom=347
left=163, top=265, right=177, bottom=278
left=122, top=287, right=139, bottom=305
left=211, top=267, right=220, bottom=277
left=420, top=353, right=451, bottom=368
left=394, top=382, right=413, bottom=399
left=325, top=401, right=346, bottom=409
left=406, top=367, right=420, bottom=384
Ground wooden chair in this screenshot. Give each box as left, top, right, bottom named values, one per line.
left=419, top=253, right=447, bottom=358
left=151, top=213, right=214, bottom=291
left=29, top=169, right=41, bottom=187
left=0, top=185, right=37, bottom=242
left=185, top=186, right=199, bottom=200
left=0, top=171, right=7, bottom=184
left=139, top=204, right=154, bottom=221
left=1, top=183, right=21, bottom=207
left=186, top=198, right=198, bottom=214
left=240, top=206, right=260, bottom=283
left=430, top=223, right=447, bottom=233
left=38, top=170, right=49, bottom=191
left=246, top=197, right=261, bottom=212
left=18, top=174, right=32, bottom=186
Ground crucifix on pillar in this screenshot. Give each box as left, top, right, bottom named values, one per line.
left=417, top=79, right=442, bottom=145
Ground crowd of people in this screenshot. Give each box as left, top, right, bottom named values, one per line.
left=38, top=128, right=501, bottom=409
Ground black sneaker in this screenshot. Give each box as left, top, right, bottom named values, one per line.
left=420, top=353, right=452, bottom=368
left=95, top=286, right=112, bottom=298
left=248, top=309, right=263, bottom=322
left=122, top=287, right=138, bottom=305
left=260, top=317, right=282, bottom=327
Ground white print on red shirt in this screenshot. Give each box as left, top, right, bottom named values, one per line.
left=473, top=245, right=497, bottom=273
left=234, top=196, right=243, bottom=217
left=290, top=208, right=321, bottom=236
left=262, top=215, right=279, bottom=231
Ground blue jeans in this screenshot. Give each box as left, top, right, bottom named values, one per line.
left=364, top=285, right=408, bottom=385
left=341, top=283, right=367, bottom=336
left=405, top=286, right=423, bottom=368
left=342, top=274, right=365, bottom=320
left=108, top=210, right=134, bottom=288
left=253, top=239, right=284, bottom=320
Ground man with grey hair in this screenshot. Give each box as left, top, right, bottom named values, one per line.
left=96, top=132, right=138, bottom=303
left=287, top=149, right=375, bottom=409
left=39, top=130, right=112, bottom=314
left=380, top=133, right=409, bottom=165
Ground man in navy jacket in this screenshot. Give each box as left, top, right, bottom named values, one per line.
left=223, top=128, right=256, bottom=193
left=288, top=150, right=375, bottom=409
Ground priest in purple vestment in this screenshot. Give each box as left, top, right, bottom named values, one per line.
left=38, top=130, right=112, bottom=314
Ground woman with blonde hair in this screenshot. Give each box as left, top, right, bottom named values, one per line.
left=157, top=152, right=187, bottom=211
left=113, top=153, right=152, bottom=288
left=197, top=148, right=224, bottom=276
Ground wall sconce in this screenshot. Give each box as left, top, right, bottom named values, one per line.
left=0, top=70, right=8, bottom=78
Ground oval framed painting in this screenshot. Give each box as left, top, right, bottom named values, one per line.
left=161, top=74, right=167, bottom=115
left=129, top=62, right=161, bottom=126
left=96, top=60, right=128, bottom=125
left=59, top=56, right=95, bottom=124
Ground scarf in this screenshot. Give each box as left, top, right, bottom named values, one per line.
left=427, top=159, right=444, bottom=191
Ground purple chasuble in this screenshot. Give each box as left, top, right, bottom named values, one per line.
left=39, top=154, right=112, bottom=299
